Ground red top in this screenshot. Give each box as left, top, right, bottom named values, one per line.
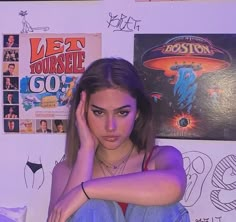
left=117, top=147, right=155, bottom=214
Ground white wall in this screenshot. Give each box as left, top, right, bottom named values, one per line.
left=0, top=0, right=236, bottom=221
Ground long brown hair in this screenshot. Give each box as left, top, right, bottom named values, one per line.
left=65, top=58, right=156, bottom=166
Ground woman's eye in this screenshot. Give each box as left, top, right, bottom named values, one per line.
left=118, top=111, right=129, bottom=117
left=92, top=110, right=104, bottom=116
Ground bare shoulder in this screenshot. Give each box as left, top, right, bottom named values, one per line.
left=52, top=160, right=71, bottom=181
left=154, top=145, right=182, bottom=156
left=153, top=145, right=184, bottom=169
left=51, top=160, right=71, bottom=198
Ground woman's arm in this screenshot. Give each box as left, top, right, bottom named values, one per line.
left=48, top=161, right=71, bottom=216
left=48, top=92, right=97, bottom=217
left=62, top=148, right=95, bottom=194
left=48, top=146, right=186, bottom=221
left=85, top=146, right=186, bottom=206
left=61, top=91, right=98, bottom=193
left=48, top=148, right=95, bottom=215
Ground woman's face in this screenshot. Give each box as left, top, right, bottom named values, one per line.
left=56, top=124, right=64, bottom=132
left=87, top=88, right=138, bottom=150
left=9, top=107, right=14, bottom=113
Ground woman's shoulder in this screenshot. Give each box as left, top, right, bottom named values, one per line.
left=52, top=160, right=71, bottom=179
left=154, top=145, right=182, bottom=155
left=152, top=145, right=183, bottom=168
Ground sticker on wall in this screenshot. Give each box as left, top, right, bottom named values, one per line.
left=2, top=33, right=102, bottom=134
left=134, top=34, right=236, bottom=140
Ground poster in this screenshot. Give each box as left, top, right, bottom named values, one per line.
left=134, top=34, right=236, bottom=140
left=2, top=33, right=101, bottom=134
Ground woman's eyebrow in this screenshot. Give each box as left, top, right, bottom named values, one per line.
left=91, top=104, right=131, bottom=111
left=91, top=105, right=105, bottom=110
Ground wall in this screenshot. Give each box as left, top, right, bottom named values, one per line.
left=0, top=0, right=235, bottom=221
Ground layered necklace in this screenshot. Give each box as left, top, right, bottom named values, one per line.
left=96, top=144, right=134, bottom=177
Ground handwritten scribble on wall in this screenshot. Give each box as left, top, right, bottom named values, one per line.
left=211, top=154, right=236, bottom=212
left=182, top=151, right=213, bottom=207
left=107, top=12, right=141, bottom=32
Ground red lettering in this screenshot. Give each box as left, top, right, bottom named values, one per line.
left=30, top=38, right=44, bottom=63
left=65, top=37, right=85, bottom=52
left=46, top=38, right=64, bottom=57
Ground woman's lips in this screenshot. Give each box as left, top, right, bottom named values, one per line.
left=102, top=136, right=119, bottom=142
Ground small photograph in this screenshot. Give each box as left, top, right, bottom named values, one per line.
left=3, top=91, right=19, bottom=104
left=36, top=119, right=52, bottom=133
left=4, top=119, right=19, bottom=133
left=20, top=119, right=35, bottom=133
left=3, top=77, right=18, bottom=90
left=53, top=119, right=67, bottom=133
left=3, top=34, right=19, bottom=48
left=3, top=49, right=19, bottom=62
left=4, top=105, right=19, bottom=119
left=3, top=62, right=19, bottom=76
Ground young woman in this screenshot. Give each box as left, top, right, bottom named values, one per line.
left=47, top=58, right=190, bottom=222
left=4, top=106, right=18, bottom=118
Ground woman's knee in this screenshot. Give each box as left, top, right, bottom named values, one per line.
left=174, top=203, right=190, bottom=222
left=126, top=203, right=190, bottom=222
left=68, top=200, right=125, bottom=222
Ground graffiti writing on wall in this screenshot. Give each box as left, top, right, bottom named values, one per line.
left=107, top=12, right=141, bottom=32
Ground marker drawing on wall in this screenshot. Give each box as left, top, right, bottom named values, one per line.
left=211, top=154, right=236, bottom=212
left=182, top=151, right=213, bottom=207
left=195, top=216, right=222, bottom=222
left=55, top=154, right=65, bottom=166
left=24, top=156, right=45, bottom=189
left=50, top=154, right=65, bottom=174
left=107, top=12, right=141, bottom=32
left=19, top=10, right=49, bottom=33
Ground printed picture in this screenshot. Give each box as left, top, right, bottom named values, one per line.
left=134, top=34, right=236, bottom=140
left=2, top=33, right=101, bottom=134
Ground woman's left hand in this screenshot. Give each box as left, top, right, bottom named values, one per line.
left=47, top=185, right=87, bottom=222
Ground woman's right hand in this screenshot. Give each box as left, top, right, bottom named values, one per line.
left=75, top=91, right=98, bottom=152
left=47, top=183, right=88, bottom=222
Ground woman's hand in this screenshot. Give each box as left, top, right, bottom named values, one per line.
left=47, top=184, right=87, bottom=222
left=76, top=91, right=98, bottom=151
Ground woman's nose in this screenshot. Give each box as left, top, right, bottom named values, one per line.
left=106, top=115, right=116, bottom=132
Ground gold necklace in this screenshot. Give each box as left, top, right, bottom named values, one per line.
left=96, top=144, right=134, bottom=176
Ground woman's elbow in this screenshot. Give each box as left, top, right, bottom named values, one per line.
left=162, top=172, right=187, bottom=204
left=172, top=171, right=187, bottom=202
